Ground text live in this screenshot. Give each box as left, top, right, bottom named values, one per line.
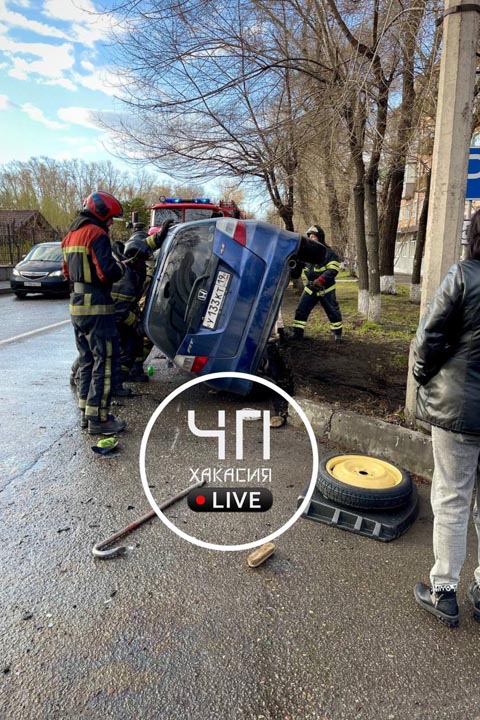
left=187, top=487, right=273, bottom=513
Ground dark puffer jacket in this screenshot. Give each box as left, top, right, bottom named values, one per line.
left=414, top=259, right=480, bottom=433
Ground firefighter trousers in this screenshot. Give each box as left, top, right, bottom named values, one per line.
left=72, top=314, right=117, bottom=422
left=260, top=341, right=294, bottom=417
left=293, top=287, right=343, bottom=336
left=118, top=323, right=144, bottom=375
left=72, top=332, right=122, bottom=393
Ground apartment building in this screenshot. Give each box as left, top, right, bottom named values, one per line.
left=395, top=133, right=480, bottom=275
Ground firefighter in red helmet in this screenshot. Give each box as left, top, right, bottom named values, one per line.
left=62, top=191, right=127, bottom=435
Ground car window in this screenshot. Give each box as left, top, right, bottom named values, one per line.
left=148, top=223, right=216, bottom=357
left=185, top=208, right=221, bottom=222
left=25, top=245, right=62, bottom=262
left=153, top=208, right=182, bottom=225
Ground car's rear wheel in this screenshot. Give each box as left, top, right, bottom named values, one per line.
left=316, top=453, right=413, bottom=510
left=14, top=290, right=27, bottom=299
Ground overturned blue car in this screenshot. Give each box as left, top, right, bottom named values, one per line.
left=144, top=217, right=313, bottom=395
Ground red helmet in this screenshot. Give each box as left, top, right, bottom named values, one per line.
left=83, top=191, right=123, bottom=222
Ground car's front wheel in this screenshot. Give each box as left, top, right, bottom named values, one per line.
left=14, top=290, right=27, bottom=299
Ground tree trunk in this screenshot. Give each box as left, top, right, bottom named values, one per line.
left=353, top=180, right=369, bottom=314
left=364, top=59, right=391, bottom=324
left=265, top=168, right=295, bottom=232
left=322, top=158, right=348, bottom=257
left=379, top=5, right=424, bottom=295
left=379, top=164, right=405, bottom=294
left=410, top=168, right=431, bottom=303
left=345, top=102, right=368, bottom=314
left=278, top=204, right=294, bottom=231
left=365, top=169, right=381, bottom=323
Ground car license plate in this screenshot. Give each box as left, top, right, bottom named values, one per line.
left=24, top=281, right=42, bottom=287
left=202, top=270, right=231, bottom=329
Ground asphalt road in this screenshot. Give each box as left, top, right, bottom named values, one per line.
left=1, top=295, right=480, bottom=720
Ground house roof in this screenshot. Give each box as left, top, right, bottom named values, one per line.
left=0, top=210, right=52, bottom=229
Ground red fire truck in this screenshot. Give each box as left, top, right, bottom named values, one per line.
left=149, top=196, right=244, bottom=234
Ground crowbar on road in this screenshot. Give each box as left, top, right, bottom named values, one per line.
left=92, top=479, right=205, bottom=559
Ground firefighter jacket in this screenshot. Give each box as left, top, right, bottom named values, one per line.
left=146, top=233, right=160, bottom=253
left=145, top=218, right=174, bottom=253
left=62, top=213, right=124, bottom=316
left=304, top=245, right=341, bottom=294
left=111, top=265, right=147, bottom=328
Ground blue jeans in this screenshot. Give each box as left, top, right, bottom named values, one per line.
left=430, top=425, right=480, bottom=591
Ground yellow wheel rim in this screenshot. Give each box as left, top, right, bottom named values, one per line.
left=325, top=455, right=403, bottom=489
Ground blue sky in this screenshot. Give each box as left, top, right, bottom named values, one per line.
left=0, top=0, right=267, bottom=214
left=0, top=0, right=130, bottom=167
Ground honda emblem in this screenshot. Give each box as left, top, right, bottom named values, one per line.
left=197, top=289, right=208, bottom=301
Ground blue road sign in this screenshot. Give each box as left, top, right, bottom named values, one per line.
left=466, top=147, right=480, bottom=200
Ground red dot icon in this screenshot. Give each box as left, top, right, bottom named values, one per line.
left=196, top=495, right=206, bottom=506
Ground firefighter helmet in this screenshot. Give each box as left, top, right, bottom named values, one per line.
left=83, top=191, right=123, bottom=222
left=306, top=224, right=325, bottom=243
left=124, top=235, right=152, bottom=262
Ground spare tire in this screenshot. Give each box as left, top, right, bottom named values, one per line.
left=316, top=453, right=413, bottom=510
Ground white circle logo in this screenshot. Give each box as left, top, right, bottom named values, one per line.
left=140, top=371, right=318, bottom=551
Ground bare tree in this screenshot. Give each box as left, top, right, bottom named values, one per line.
left=102, top=0, right=443, bottom=321
left=0, top=157, right=160, bottom=232
left=323, top=0, right=399, bottom=320
left=410, top=165, right=431, bottom=302
left=379, top=2, right=441, bottom=294
left=101, top=0, right=336, bottom=230
left=345, top=94, right=369, bottom=313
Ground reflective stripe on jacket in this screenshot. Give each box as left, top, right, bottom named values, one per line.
left=111, top=265, right=146, bottom=326
left=62, top=218, right=123, bottom=316
left=304, top=247, right=340, bottom=289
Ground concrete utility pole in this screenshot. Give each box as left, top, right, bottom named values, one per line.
left=405, top=0, right=480, bottom=423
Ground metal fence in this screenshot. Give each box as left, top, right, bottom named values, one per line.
left=0, top=222, right=59, bottom=265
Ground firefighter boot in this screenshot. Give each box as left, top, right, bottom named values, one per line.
left=88, top=415, right=127, bottom=435
left=112, top=384, right=134, bottom=397
left=128, top=361, right=149, bottom=383
left=284, top=327, right=304, bottom=342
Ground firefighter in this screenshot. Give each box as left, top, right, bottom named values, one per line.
left=291, top=225, right=343, bottom=341
left=112, top=234, right=152, bottom=383
left=260, top=310, right=294, bottom=428
left=62, top=191, right=127, bottom=435
left=134, top=219, right=174, bottom=373
left=69, top=219, right=174, bottom=387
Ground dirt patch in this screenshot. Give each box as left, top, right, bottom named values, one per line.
left=280, top=286, right=410, bottom=425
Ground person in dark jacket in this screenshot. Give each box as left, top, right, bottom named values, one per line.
left=62, top=191, right=127, bottom=435
left=70, top=219, right=175, bottom=389
left=112, top=234, right=151, bottom=383
left=291, top=225, right=343, bottom=341
left=413, top=209, right=480, bottom=628
left=125, top=218, right=174, bottom=376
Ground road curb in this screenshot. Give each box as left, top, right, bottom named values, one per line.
left=291, top=397, right=434, bottom=480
